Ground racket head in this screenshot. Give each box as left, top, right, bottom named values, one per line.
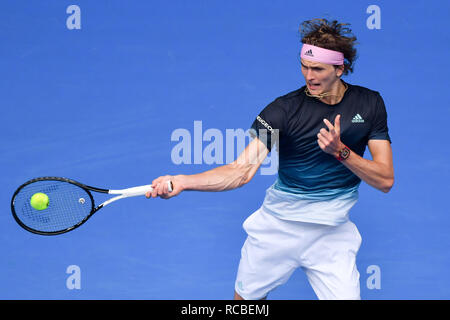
left=11, top=177, right=98, bottom=235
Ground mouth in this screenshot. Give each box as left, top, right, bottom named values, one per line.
left=308, top=82, right=321, bottom=91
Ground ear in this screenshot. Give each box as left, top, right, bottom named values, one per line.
left=335, top=65, right=345, bottom=77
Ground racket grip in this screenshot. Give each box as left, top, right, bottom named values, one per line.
left=111, top=180, right=173, bottom=197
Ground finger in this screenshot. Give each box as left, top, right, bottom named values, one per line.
left=161, top=182, right=171, bottom=199
left=151, top=183, right=160, bottom=198
left=152, top=177, right=163, bottom=187
left=157, top=183, right=165, bottom=196
left=323, top=119, right=335, bottom=134
left=319, top=128, right=331, bottom=136
left=146, top=184, right=155, bottom=198
left=318, top=131, right=330, bottom=143
left=317, top=134, right=330, bottom=151
left=317, top=138, right=326, bottom=150
left=163, top=180, right=170, bottom=196
left=335, top=114, right=341, bottom=135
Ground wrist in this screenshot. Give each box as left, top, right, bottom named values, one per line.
left=174, top=175, right=188, bottom=191
left=335, top=143, right=351, bottom=161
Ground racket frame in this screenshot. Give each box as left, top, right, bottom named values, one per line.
left=10, top=176, right=169, bottom=236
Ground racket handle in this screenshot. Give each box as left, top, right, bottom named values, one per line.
left=110, top=180, right=173, bottom=197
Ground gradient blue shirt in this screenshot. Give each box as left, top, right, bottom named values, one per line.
left=250, top=82, right=391, bottom=225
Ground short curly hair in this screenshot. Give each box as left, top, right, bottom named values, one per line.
left=299, top=19, right=358, bottom=75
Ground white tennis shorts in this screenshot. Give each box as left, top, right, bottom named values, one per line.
left=235, top=208, right=362, bottom=300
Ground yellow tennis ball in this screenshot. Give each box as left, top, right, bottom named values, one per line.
left=30, top=192, right=49, bottom=210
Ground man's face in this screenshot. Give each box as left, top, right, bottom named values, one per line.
left=301, top=59, right=344, bottom=94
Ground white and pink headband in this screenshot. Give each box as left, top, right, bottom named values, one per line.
left=300, top=43, right=344, bottom=65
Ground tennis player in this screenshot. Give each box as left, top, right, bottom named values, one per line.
left=147, top=19, right=394, bottom=300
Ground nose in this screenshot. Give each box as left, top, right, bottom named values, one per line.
left=305, top=69, right=315, bottom=82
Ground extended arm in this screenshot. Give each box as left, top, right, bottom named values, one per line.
left=146, top=137, right=269, bottom=199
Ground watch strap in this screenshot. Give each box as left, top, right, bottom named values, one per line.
left=336, top=145, right=351, bottom=161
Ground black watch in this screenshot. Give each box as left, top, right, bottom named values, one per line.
left=337, top=145, right=350, bottom=161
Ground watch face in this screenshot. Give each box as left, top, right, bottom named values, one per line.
left=341, top=147, right=350, bottom=159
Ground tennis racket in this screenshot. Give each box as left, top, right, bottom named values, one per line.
left=11, top=177, right=173, bottom=236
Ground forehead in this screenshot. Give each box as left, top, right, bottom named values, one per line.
left=300, top=58, right=330, bottom=68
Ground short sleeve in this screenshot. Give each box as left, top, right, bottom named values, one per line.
left=249, top=99, right=287, bottom=152
left=368, top=93, right=391, bottom=143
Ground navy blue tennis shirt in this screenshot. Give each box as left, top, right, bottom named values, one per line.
left=249, top=81, right=391, bottom=224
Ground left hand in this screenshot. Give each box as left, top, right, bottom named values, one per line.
left=317, top=114, right=345, bottom=158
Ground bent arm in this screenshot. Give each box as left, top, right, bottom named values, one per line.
left=147, top=138, right=269, bottom=198
left=341, top=139, right=394, bottom=193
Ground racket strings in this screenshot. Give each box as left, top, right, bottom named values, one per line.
left=13, top=180, right=93, bottom=233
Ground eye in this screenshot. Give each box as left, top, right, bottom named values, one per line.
left=301, top=64, right=323, bottom=71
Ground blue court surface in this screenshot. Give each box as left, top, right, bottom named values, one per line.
left=1, top=0, right=449, bottom=299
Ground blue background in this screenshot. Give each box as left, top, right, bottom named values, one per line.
left=1, top=0, right=449, bottom=299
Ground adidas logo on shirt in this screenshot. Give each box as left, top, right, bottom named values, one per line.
left=352, top=114, right=365, bottom=123
left=304, top=49, right=314, bottom=57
